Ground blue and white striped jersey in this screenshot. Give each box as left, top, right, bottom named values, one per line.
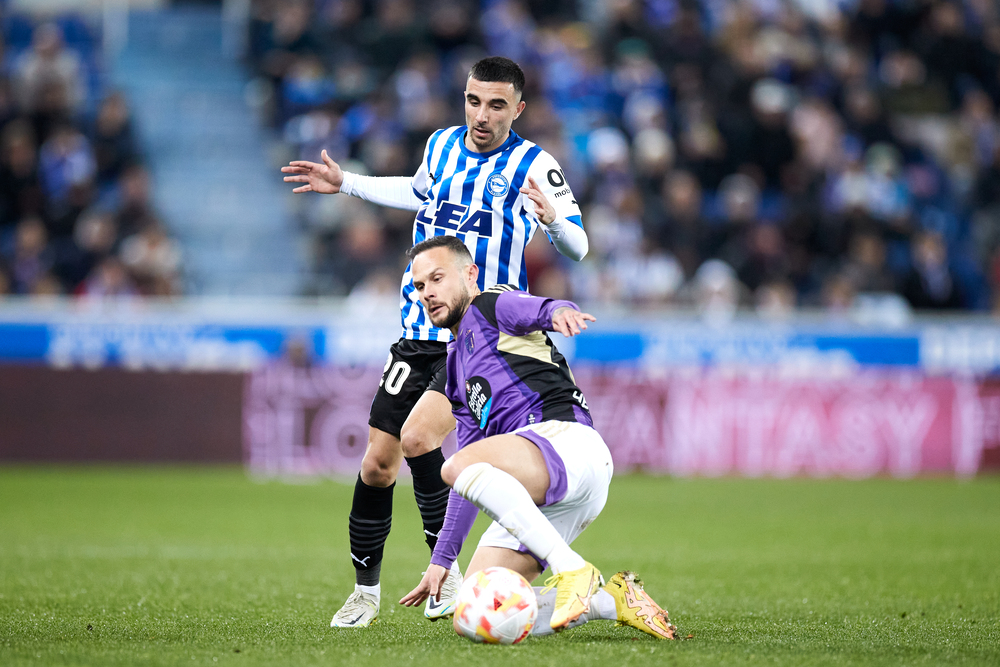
left=400, top=126, right=584, bottom=341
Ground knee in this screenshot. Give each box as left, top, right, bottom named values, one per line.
left=360, top=449, right=398, bottom=487
left=440, top=457, right=461, bottom=488
left=399, top=424, right=439, bottom=459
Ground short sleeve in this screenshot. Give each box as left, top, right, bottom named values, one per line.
left=525, top=151, right=583, bottom=229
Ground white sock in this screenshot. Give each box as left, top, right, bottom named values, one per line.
left=590, top=589, right=617, bottom=620
left=529, top=587, right=617, bottom=635
left=546, top=541, right=586, bottom=574
left=452, top=462, right=586, bottom=574
left=356, top=583, right=380, bottom=599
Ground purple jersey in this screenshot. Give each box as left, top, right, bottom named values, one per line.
left=430, top=284, right=592, bottom=569
left=446, top=284, right=592, bottom=440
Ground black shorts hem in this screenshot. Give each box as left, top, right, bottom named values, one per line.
left=426, top=364, right=447, bottom=396
left=367, top=415, right=402, bottom=440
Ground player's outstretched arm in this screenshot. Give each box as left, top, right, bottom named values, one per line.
left=400, top=563, right=449, bottom=607
left=551, top=306, right=595, bottom=337
left=281, top=149, right=343, bottom=194
left=493, top=292, right=593, bottom=337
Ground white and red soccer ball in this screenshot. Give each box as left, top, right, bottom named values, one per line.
left=452, top=566, right=538, bottom=645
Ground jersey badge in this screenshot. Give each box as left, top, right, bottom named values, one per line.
left=466, top=376, right=493, bottom=430
left=464, top=329, right=475, bottom=354
left=486, top=172, right=509, bottom=197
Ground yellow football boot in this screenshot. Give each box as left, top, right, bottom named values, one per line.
left=603, top=571, right=677, bottom=639
left=542, top=562, right=602, bottom=630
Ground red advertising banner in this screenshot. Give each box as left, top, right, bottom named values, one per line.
left=243, top=363, right=989, bottom=478
left=974, top=378, right=1000, bottom=470
left=575, top=368, right=983, bottom=478
left=0, top=366, right=244, bottom=463
left=242, top=364, right=459, bottom=477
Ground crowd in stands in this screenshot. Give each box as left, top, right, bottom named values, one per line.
left=251, top=0, right=1000, bottom=315
left=0, top=11, right=181, bottom=300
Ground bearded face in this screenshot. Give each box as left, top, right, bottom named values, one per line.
left=426, top=279, right=471, bottom=330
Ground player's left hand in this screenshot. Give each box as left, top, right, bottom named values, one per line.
left=520, top=176, right=556, bottom=225
left=399, top=564, right=448, bottom=607
left=552, top=306, right=596, bottom=337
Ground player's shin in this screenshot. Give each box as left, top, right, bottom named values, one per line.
left=405, top=449, right=449, bottom=552
left=451, top=462, right=585, bottom=574
left=348, top=474, right=394, bottom=587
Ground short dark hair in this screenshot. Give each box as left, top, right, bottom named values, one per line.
left=407, top=235, right=473, bottom=264
left=468, top=56, right=525, bottom=96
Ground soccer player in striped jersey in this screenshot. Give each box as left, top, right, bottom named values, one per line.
left=281, top=57, right=588, bottom=628
left=398, top=235, right=676, bottom=639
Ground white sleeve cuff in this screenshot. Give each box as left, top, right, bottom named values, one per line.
left=543, top=217, right=589, bottom=261
left=340, top=171, right=357, bottom=197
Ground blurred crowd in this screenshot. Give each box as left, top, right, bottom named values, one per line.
left=0, top=12, right=181, bottom=300
left=251, top=0, right=1000, bottom=315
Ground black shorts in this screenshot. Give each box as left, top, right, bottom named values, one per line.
left=368, top=338, right=448, bottom=438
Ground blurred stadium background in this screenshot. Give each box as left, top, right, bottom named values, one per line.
left=1, top=0, right=1000, bottom=479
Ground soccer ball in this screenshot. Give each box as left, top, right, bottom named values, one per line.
left=453, top=566, right=538, bottom=645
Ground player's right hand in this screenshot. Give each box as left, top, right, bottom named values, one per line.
left=281, top=149, right=344, bottom=194
left=552, top=306, right=595, bottom=337
left=399, top=563, right=449, bottom=607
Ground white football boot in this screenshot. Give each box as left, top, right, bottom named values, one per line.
left=330, top=586, right=379, bottom=628
left=424, top=562, right=463, bottom=620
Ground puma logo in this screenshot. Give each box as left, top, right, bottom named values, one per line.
left=351, top=553, right=371, bottom=567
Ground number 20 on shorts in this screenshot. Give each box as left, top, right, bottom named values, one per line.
left=380, top=356, right=411, bottom=396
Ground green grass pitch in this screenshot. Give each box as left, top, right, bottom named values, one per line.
left=1, top=468, right=997, bottom=666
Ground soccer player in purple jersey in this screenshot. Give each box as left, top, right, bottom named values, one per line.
left=398, top=236, right=676, bottom=639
